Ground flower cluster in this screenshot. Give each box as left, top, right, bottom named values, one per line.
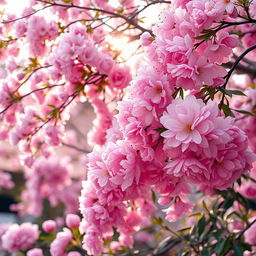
left=1, top=222, right=39, bottom=253
left=13, top=156, right=80, bottom=217
left=0, top=0, right=256, bottom=255
left=0, top=215, right=83, bottom=256
left=79, top=0, right=256, bottom=254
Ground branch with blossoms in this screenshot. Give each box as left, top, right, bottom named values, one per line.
left=1, top=185, right=256, bottom=256
left=1, top=0, right=256, bottom=256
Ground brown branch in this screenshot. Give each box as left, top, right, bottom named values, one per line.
left=62, top=142, right=90, bottom=154
left=14, top=65, right=52, bottom=93
left=222, top=62, right=256, bottom=78
left=222, top=44, right=256, bottom=88
left=37, top=0, right=154, bottom=36
left=237, top=218, right=256, bottom=239
left=0, top=84, right=63, bottom=115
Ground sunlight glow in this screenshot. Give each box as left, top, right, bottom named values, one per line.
left=5, top=0, right=29, bottom=16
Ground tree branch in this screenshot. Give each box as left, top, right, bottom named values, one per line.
left=62, top=142, right=90, bottom=154
left=37, top=0, right=154, bottom=36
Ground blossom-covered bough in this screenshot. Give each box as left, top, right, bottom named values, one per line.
left=1, top=0, right=256, bottom=255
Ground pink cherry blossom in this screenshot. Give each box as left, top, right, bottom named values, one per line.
left=27, top=248, right=44, bottom=256
left=108, top=65, right=131, bottom=89
left=42, top=220, right=57, bottom=233
left=2, top=223, right=39, bottom=252
left=50, top=228, right=72, bottom=256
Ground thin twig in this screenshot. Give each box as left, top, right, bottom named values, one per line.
left=62, top=142, right=90, bottom=153
left=1, top=5, right=52, bottom=24
left=237, top=218, right=256, bottom=239
left=222, top=44, right=256, bottom=88
left=37, top=0, right=154, bottom=35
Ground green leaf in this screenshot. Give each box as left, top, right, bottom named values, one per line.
left=141, top=226, right=155, bottom=232
left=247, top=198, right=256, bottom=210
left=233, top=109, right=256, bottom=117
left=94, top=11, right=100, bottom=18
left=226, top=211, right=243, bottom=221
left=222, top=104, right=235, bottom=117
left=154, top=230, right=164, bottom=240
left=212, top=229, right=224, bottom=239
left=61, top=0, right=72, bottom=3
left=225, top=90, right=246, bottom=96
left=29, top=57, right=40, bottom=67
left=151, top=190, right=157, bottom=203
left=155, top=127, right=167, bottom=133
left=152, top=217, right=163, bottom=226
left=197, top=215, right=206, bottom=236
left=222, top=197, right=234, bottom=211
left=195, top=29, right=216, bottom=40
left=172, top=88, right=180, bottom=99
left=47, top=104, right=56, bottom=108
left=232, top=243, right=243, bottom=256
left=239, top=242, right=251, bottom=252
left=0, top=41, right=7, bottom=48
left=208, top=87, right=215, bottom=100
left=235, top=192, right=250, bottom=210
left=177, top=227, right=191, bottom=234
left=201, top=247, right=211, bottom=256
left=202, top=200, right=211, bottom=215
left=180, top=88, right=184, bottom=99
left=199, top=87, right=208, bottom=95
left=189, top=212, right=202, bottom=217
left=17, top=253, right=25, bottom=256
left=215, top=239, right=231, bottom=255
left=86, top=26, right=94, bottom=34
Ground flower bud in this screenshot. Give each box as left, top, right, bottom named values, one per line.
left=66, top=214, right=80, bottom=228
left=42, top=220, right=56, bottom=233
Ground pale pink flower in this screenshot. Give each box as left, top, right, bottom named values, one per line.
left=50, top=228, right=72, bottom=256
left=108, top=65, right=131, bottom=89
left=165, top=157, right=210, bottom=184
left=160, top=95, right=218, bottom=151
left=216, top=0, right=236, bottom=14
left=119, top=233, right=134, bottom=248
left=89, top=141, right=141, bottom=191
left=244, top=217, right=256, bottom=245
left=78, top=41, right=99, bottom=66
left=67, top=252, right=81, bottom=256
left=27, top=248, right=44, bottom=256
left=0, top=171, right=14, bottom=189
left=119, top=211, right=143, bottom=234
left=204, top=32, right=238, bottom=63
left=82, top=226, right=103, bottom=256
left=140, top=32, right=154, bottom=46
left=96, top=54, right=114, bottom=75
left=208, top=127, right=255, bottom=190
left=165, top=196, right=193, bottom=222
left=237, top=162, right=256, bottom=198
left=2, top=223, right=39, bottom=252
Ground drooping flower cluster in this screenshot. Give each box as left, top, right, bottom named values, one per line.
left=0, top=214, right=83, bottom=256
left=161, top=95, right=255, bottom=191
left=13, top=156, right=80, bottom=217
left=0, top=0, right=256, bottom=255
left=79, top=1, right=256, bottom=254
